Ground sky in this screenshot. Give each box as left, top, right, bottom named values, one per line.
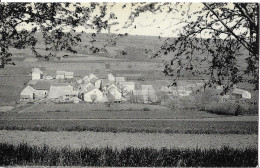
left=16, top=2, right=205, bottom=37
left=15, top=2, right=248, bottom=38
left=77, top=3, right=205, bottom=37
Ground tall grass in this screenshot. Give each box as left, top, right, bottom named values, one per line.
left=0, top=143, right=257, bottom=167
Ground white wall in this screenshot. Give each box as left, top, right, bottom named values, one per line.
left=83, top=89, right=103, bottom=102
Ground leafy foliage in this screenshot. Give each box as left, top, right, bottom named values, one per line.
left=152, top=3, right=259, bottom=90
left=0, top=3, right=118, bottom=66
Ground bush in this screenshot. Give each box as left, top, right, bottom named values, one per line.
left=105, top=63, right=110, bottom=69
left=204, top=101, right=258, bottom=116
left=143, top=107, right=150, bottom=111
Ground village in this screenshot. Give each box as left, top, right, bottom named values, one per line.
left=20, top=67, right=159, bottom=104
left=20, top=67, right=252, bottom=105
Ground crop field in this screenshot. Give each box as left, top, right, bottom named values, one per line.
left=0, top=119, right=257, bottom=134
left=0, top=142, right=257, bottom=167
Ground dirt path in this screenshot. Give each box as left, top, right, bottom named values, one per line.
left=0, top=130, right=257, bottom=150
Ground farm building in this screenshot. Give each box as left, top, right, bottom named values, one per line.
left=20, top=85, right=35, bottom=101
left=33, top=80, right=51, bottom=99
left=232, top=88, right=251, bottom=99
left=107, top=84, right=122, bottom=102
left=31, top=68, right=43, bottom=80
left=56, top=71, right=65, bottom=79
left=48, top=85, right=78, bottom=100
left=65, top=72, right=74, bottom=79
left=28, top=80, right=38, bottom=86
left=107, top=73, right=115, bottom=82
left=81, top=85, right=103, bottom=102
left=90, top=78, right=102, bottom=89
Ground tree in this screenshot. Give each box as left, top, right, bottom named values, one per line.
left=90, top=94, right=97, bottom=103
left=160, top=3, right=259, bottom=90
left=106, top=93, right=115, bottom=107
left=0, top=3, right=118, bottom=67
left=127, top=3, right=259, bottom=90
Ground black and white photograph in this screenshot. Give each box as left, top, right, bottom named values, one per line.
left=0, top=1, right=259, bottom=167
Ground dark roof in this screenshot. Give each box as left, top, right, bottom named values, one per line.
left=33, top=80, right=51, bottom=90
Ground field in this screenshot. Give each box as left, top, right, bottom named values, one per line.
left=0, top=103, right=226, bottom=119
left=0, top=142, right=257, bottom=167
left=0, top=119, right=257, bottom=134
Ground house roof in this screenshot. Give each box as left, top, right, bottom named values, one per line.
left=33, top=80, right=51, bottom=90
left=21, top=85, right=35, bottom=95
left=32, top=68, right=43, bottom=74
left=108, top=85, right=121, bottom=93
left=84, top=86, right=101, bottom=94
left=82, top=75, right=90, bottom=81
left=120, top=82, right=135, bottom=86
left=107, top=73, right=115, bottom=78
left=90, top=77, right=99, bottom=84
left=102, top=79, right=114, bottom=86
left=115, top=77, right=125, bottom=82
left=65, top=71, right=74, bottom=76
left=89, top=73, right=97, bottom=80
left=233, top=88, right=248, bottom=95
left=48, top=85, right=74, bottom=98
left=56, top=71, right=65, bottom=75
left=28, top=80, right=38, bottom=86
left=141, top=85, right=154, bottom=90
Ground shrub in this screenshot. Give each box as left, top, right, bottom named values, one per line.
left=204, top=101, right=258, bottom=116
left=143, top=107, right=150, bottom=111
left=105, top=63, right=111, bottom=69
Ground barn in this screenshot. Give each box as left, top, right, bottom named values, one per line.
left=48, top=84, right=78, bottom=100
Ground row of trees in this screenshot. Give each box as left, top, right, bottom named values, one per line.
left=1, top=3, right=258, bottom=90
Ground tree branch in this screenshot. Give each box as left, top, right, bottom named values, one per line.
left=203, top=3, right=255, bottom=55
